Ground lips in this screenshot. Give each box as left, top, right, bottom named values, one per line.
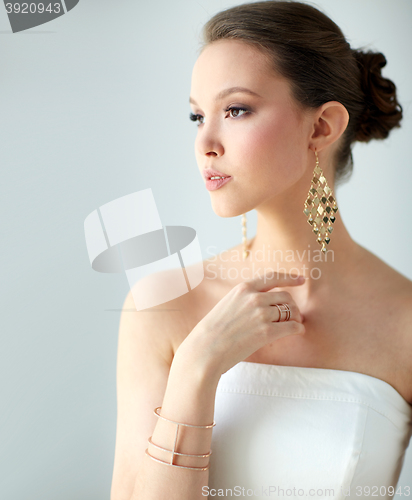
left=204, top=175, right=233, bottom=192
left=203, top=168, right=231, bottom=180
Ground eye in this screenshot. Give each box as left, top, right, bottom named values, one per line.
left=189, top=112, right=204, bottom=126
left=225, top=106, right=250, bottom=118
left=189, top=106, right=250, bottom=126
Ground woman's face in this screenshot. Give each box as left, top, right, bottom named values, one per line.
left=189, top=39, right=314, bottom=217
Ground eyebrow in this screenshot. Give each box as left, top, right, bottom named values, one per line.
left=189, top=86, right=262, bottom=105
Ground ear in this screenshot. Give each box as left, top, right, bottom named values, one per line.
left=309, top=101, right=349, bottom=152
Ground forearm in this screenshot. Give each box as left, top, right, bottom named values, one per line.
left=131, top=351, right=221, bottom=500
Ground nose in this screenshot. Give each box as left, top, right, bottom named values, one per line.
left=195, top=121, right=224, bottom=158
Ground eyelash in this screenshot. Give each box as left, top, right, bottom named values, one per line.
left=189, top=106, right=250, bottom=126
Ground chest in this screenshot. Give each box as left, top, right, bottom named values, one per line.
left=184, top=279, right=412, bottom=405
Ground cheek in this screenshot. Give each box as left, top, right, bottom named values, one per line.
left=237, top=111, right=305, bottom=179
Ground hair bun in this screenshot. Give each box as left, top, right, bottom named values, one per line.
left=352, top=50, right=402, bottom=142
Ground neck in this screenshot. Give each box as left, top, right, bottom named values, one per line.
left=242, top=175, right=360, bottom=293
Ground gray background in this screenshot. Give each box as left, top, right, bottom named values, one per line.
left=1, top=0, right=411, bottom=498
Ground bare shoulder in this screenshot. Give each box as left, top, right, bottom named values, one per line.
left=355, top=243, right=412, bottom=297
left=123, top=268, right=194, bottom=363
left=125, top=258, right=228, bottom=359
left=355, top=243, right=412, bottom=336
left=165, top=256, right=230, bottom=354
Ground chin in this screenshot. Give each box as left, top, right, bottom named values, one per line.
left=211, top=199, right=251, bottom=218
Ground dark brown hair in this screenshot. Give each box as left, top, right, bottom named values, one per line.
left=200, top=0, right=402, bottom=184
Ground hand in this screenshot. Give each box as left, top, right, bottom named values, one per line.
left=176, top=270, right=306, bottom=381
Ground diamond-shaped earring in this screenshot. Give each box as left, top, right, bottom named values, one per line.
left=303, top=150, right=338, bottom=254
left=242, top=213, right=250, bottom=260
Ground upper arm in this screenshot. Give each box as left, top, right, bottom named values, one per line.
left=110, top=288, right=188, bottom=500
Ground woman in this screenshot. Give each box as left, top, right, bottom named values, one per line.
left=110, top=2, right=412, bottom=499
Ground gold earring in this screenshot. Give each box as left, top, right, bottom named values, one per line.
left=303, top=150, right=339, bottom=254
left=241, top=213, right=250, bottom=260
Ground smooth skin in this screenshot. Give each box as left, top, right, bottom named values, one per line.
left=110, top=40, right=412, bottom=500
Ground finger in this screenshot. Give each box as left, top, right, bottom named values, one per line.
left=260, top=290, right=300, bottom=315
left=269, top=302, right=302, bottom=324
left=246, top=269, right=306, bottom=293
left=254, top=291, right=304, bottom=323
left=261, top=291, right=294, bottom=307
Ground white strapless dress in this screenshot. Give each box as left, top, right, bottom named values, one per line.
left=208, top=361, right=412, bottom=499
